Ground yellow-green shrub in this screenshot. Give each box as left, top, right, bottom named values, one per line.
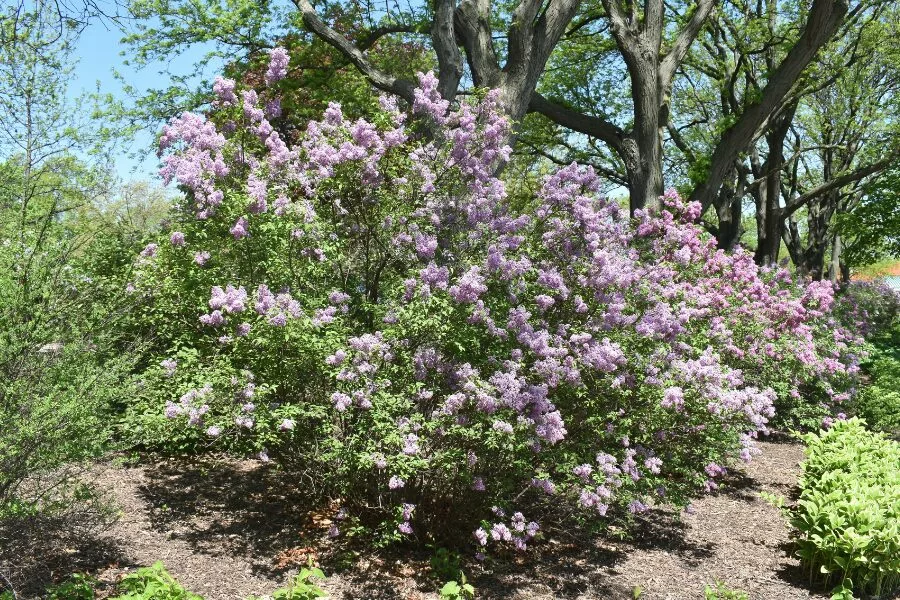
left=791, top=419, right=900, bottom=599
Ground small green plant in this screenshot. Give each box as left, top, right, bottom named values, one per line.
left=790, top=418, right=900, bottom=599
left=269, top=567, right=327, bottom=600
left=430, top=547, right=463, bottom=581
left=112, top=562, right=203, bottom=600
left=47, top=573, right=97, bottom=600
left=704, top=581, right=749, bottom=600
left=759, top=490, right=786, bottom=510
left=631, top=585, right=643, bottom=598
left=439, top=572, right=475, bottom=600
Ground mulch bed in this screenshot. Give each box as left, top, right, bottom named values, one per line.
left=2, top=439, right=831, bottom=599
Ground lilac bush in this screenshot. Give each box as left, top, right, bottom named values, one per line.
left=129, top=51, right=862, bottom=551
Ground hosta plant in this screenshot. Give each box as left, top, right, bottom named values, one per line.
left=791, top=418, right=900, bottom=599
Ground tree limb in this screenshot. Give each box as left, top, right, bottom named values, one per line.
left=783, top=157, right=894, bottom=218
left=688, top=0, right=849, bottom=212
left=528, top=93, right=627, bottom=155
left=291, top=0, right=416, bottom=102
left=659, top=0, right=717, bottom=90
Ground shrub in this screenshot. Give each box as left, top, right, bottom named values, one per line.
left=790, top=418, right=900, bottom=599
left=704, top=581, right=748, bottom=600
left=834, top=280, right=900, bottom=339
left=850, top=322, right=900, bottom=436
left=130, top=52, right=861, bottom=552
left=0, top=194, right=137, bottom=514
left=46, top=573, right=96, bottom=600
left=267, top=567, right=327, bottom=600
left=440, top=573, right=476, bottom=600
left=113, top=562, right=203, bottom=600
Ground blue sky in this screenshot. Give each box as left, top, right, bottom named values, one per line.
left=70, top=19, right=220, bottom=181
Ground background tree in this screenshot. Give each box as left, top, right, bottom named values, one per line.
left=115, top=0, right=854, bottom=215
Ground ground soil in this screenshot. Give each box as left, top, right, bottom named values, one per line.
left=2, top=439, right=835, bottom=600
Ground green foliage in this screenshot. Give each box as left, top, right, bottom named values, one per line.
left=853, top=387, right=900, bottom=438
left=839, top=168, right=900, bottom=270
left=430, top=547, right=464, bottom=581
left=109, top=0, right=433, bottom=146
left=790, top=419, right=900, bottom=599
left=267, top=567, right=327, bottom=600
left=853, top=321, right=900, bottom=436
left=759, top=490, right=786, bottom=510
left=113, top=562, right=203, bottom=600
left=439, top=572, right=475, bottom=600
left=703, top=581, right=749, bottom=600
left=46, top=573, right=97, bottom=600
left=0, top=0, right=141, bottom=516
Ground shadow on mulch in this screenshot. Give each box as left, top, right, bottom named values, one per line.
left=0, top=508, right=124, bottom=599
left=135, top=456, right=323, bottom=572
left=132, top=455, right=712, bottom=598
left=625, top=509, right=715, bottom=561
left=774, top=556, right=832, bottom=599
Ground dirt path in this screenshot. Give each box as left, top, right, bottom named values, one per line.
left=5, top=439, right=827, bottom=600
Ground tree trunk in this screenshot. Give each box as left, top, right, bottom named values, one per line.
left=829, top=232, right=841, bottom=283
left=753, top=105, right=794, bottom=266
left=715, top=193, right=743, bottom=250
left=627, top=64, right=664, bottom=214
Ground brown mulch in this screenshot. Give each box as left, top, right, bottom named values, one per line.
left=2, top=439, right=830, bottom=600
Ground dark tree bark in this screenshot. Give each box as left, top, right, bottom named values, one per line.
left=752, top=103, right=796, bottom=266
left=292, top=0, right=851, bottom=220
left=689, top=0, right=849, bottom=213
left=712, top=165, right=745, bottom=250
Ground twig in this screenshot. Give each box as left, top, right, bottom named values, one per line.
left=0, top=568, right=17, bottom=600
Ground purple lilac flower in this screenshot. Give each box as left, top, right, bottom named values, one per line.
left=265, top=47, right=289, bottom=85
left=213, top=76, right=237, bottom=105
left=160, top=358, right=177, bottom=377
left=170, top=231, right=186, bottom=246
left=474, top=528, right=488, bottom=546
left=449, top=267, right=487, bottom=304
left=628, top=500, right=648, bottom=514
left=140, top=243, right=158, bottom=258
left=492, top=420, right=513, bottom=434
left=230, top=216, right=249, bottom=239
left=331, top=392, right=352, bottom=412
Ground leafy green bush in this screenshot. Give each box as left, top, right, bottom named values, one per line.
left=790, top=419, right=900, bottom=599
left=834, top=280, right=900, bottom=339
left=0, top=204, right=138, bottom=514
left=851, top=322, right=900, bottom=436
left=439, top=573, right=476, bottom=600
left=113, top=562, right=203, bottom=600
left=46, top=573, right=96, bottom=600
left=853, top=387, right=900, bottom=437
